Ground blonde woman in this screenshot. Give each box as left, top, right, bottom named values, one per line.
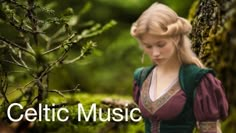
left=131, top=2, right=228, bottom=133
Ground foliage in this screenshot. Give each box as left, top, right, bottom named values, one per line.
left=0, top=0, right=115, bottom=125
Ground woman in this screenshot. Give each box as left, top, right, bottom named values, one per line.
left=131, top=2, right=228, bottom=133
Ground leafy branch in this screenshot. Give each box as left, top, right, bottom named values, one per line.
left=0, top=0, right=116, bottom=128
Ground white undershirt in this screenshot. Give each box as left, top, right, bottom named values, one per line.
left=149, top=67, right=178, bottom=101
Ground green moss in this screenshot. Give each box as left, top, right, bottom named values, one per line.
left=189, top=0, right=236, bottom=108
left=27, top=93, right=143, bottom=133
left=188, top=0, right=199, bottom=22
left=189, top=0, right=236, bottom=131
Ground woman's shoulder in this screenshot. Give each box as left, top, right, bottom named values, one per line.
left=194, top=73, right=229, bottom=121
left=133, top=65, right=156, bottom=81
left=197, top=73, right=225, bottom=94
left=179, top=64, right=215, bottom=92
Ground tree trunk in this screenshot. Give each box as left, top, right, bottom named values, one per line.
left=189, top=0, right=236, bottom=106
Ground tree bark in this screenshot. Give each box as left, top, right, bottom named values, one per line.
left=189, top=0, right=236, bottom=106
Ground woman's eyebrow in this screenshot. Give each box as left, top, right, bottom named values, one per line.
left=142, top=40, right=164, bottom=44
left=153, top=40, right=165, bottom=45
left=142, top=42, right=149, bottom=45
left=141, top=41, right=150, bottom=45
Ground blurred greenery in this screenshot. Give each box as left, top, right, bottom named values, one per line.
left=46, top=0, right=196, bottom=95
left=0, top=0, right=197, bottom=96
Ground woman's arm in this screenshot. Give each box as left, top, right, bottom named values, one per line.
left=194, top=73, right=228, bottom=133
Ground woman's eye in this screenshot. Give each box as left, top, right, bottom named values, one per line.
left=157, top=43, right=166, bottom=48
left=143, top=43, right=152, bottom=49
left=145, top=45, right=152, bottom=49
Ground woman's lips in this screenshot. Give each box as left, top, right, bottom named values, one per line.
left=153, top=58, right=162, bottom=62
left=153, top=58, right=162, bottom=61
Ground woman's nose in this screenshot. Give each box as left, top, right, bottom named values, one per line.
left=152, top=47, right=160, bottom=57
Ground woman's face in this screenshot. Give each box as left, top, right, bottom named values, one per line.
left=140, top=33, right=177, bottom=65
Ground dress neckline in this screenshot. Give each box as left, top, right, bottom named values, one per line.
left=140, top=68, right=181, bottom=114
left=149, top=67, right=179, bottom=102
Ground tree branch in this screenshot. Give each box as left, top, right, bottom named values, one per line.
left=48, top=101, right=80, bottom=108
left=48, top=90, right=65, bottom=97
left=2, top=60, right=30, bottom=70
left=27, top=0, right=39, bottom=45
left=42, top=45, right=61, bottom=55
left=5, top=0, right=28, bottom=10
left=0, top=35, right=34, bottom=55
left=0, top=72, right=9, bottom=104
left=63, top=41, right=96, bottom=64
left=48, top=84, right=80, bottom=97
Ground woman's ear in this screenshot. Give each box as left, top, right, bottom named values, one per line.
left=130, top=23, right=137, bottom=36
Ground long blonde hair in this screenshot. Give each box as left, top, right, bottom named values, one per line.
left=130, top=2, right=204, bottom=68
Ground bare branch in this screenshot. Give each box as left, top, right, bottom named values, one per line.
left=10, top=54, right=22, bottom=66
left=48, top=90, right=65, bottom=97
left=28, top=96, right=38, bottom=106
left=62, top=54, right=83, bottom=64
left=2, top=60, right=30, bottom=70
left=61, top=88, right=80, bottom=93
left=26, top=41, right=36, bottom=54
left=48, top=84, right=80, bottom=97
left=36, top=79, right=45, bottom=103
left=39, top=34, right=50, bottom=42
left=27, top=0, right=39, bottom=45
left=70, top=84, right=80, bottom=92
left=63, top=41, right=96, bottom=64
left=38, top=50, right=68, bottom=79
left=0, top=72, right=9, bottom=104
left=43, top=33, right=76, bottom=55
left=42, top=45, right=61, bottom=55
left=8, top=18, right=41, bottom=34
left=19, top=32, right=36, bottom=54
left=18, top=50, right=29, bottom=69
left=0, top=35, right=34, bottom=55
left=48, top=101, right=80, bottom=109
left=6, top=80, right=35, bottom=95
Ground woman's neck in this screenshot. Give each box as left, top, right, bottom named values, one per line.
left=157, top=56, right=181, bottom=74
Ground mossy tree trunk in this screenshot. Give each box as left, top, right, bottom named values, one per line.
left=189, top=0, right=236, bottom=106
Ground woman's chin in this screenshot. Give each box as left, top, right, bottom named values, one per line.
left=153, top=59, right=163, bottom=65
left=153, top=59, right=169, bottom=66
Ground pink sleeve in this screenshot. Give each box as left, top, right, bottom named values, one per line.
left=194, top=73, right=229, bottom=122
